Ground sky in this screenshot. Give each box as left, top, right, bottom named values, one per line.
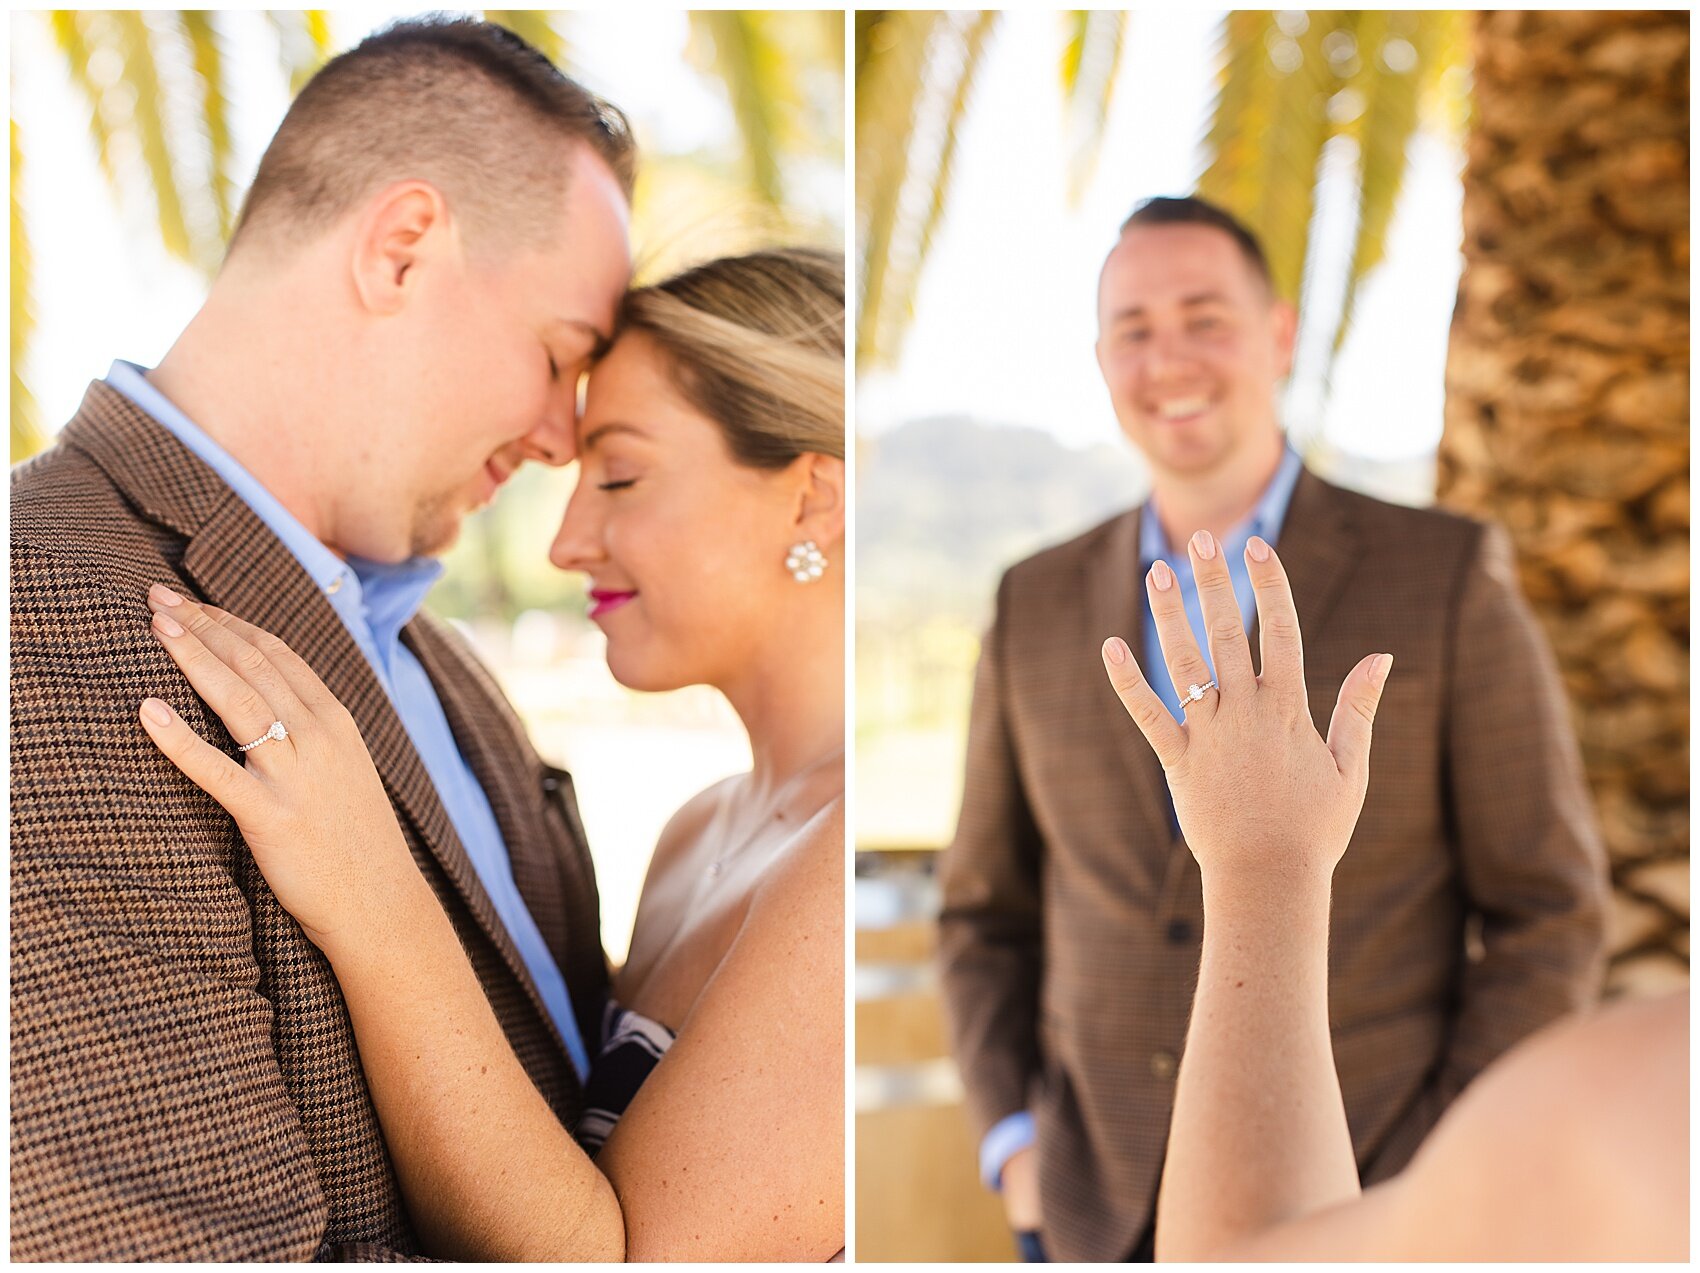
left=856, top=9, right=1465, bottom=467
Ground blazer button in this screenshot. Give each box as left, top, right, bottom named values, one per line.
left=542, top=774, right=561, bottom=794
left=1149, top=1050, right=1178, bottom=1080
left=1165, top=919, right=1192, bottom=945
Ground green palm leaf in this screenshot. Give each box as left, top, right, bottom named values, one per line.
left=270, top=10, right=334, bottom=95
left=1060, top=10, right=1127, bottom=202
left=857, top=11, right=1000, bottom=371
left=1333, top=11, right=1426, bottom=353
left=111, top=11, right=195, bottom=268
left=12, top=118, right=43, bottom=462
left=47, top=11, right=120, bottom=188
left=915, top=13, right=997, bottom=284
left=856, top=10, right=944, bottom=369
left=179, top=11, right=236, bottom=245
left=691, top=11, right=785, bottom=208
left=1199, top=11, right=1342, bottom=304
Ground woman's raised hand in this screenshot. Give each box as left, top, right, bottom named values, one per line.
left=138, top=584, right=413, bottom=949
left=1100, top=532, right=1390, bottom=888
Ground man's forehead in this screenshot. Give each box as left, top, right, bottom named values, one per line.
left=1100, top=224, right=1260, bottom=305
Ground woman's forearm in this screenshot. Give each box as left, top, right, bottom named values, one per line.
left=1156, top=866, right=1360, bottom=1261
left=319, top=872, right=623, bottom=1261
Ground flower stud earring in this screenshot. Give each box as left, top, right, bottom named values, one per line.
left=786, top=540, right=827, bottom=583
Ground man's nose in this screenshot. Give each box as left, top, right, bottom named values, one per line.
left=1144, top=327, right=1199, bottom=381
left=521, top=389, right=578, bottom=468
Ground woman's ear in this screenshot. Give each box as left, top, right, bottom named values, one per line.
left=350, top=180, right=451, bottom=316
left=789, top=453, right=846, bottom=551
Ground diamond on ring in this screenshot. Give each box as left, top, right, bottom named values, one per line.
left=1182, top=680, right=1217, bottom=706
left=238, top=720, right=288, bottom=753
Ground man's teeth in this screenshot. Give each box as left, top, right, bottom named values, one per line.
left=1157, top=398, right=1210, bottom=420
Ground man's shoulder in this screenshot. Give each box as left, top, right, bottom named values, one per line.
left=1307, top=471, right=1491, bottom=557
left=12, top=441, right=185, bottom=619
left=997, top=506, right=1139, bottom=601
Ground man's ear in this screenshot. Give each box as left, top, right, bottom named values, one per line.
left=351, top=181, right=452, bottom=316
left=1271, top=297, right=1298, bottom=380
left=789, top=453, right=846, bottom=551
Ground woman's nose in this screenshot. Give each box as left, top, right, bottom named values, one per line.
left=549, top=480, right=604, bottom=572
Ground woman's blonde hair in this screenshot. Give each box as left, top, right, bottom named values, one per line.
left=617, top=247, right=845, bottom=465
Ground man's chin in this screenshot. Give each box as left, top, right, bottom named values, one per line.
left=407, top=504, right=470, bottom=559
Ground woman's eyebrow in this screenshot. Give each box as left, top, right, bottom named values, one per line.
left=580, top=421, right=651, bottom=450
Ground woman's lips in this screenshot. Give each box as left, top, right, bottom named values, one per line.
left=588, top=588, right=637, bottom=619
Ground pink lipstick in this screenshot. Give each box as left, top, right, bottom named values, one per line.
left=588, top=588, right=637, bottom=620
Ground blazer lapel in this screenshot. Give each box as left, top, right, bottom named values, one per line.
left=65, top=384, right=558, bottom=1038
left=404, top=617, right=588, bottom=977
left=1261, top=467, right=1357, bottom=660
left=1085, top=507, right=1178, bottom=850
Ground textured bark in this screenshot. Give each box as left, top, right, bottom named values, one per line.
left=1438, top=10, right=1689, bottom=995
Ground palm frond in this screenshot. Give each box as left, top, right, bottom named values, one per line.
left=47, top=11, right=120, bottom=189
left=112, top=11, right=195, bottom=267
left=855, top=9, right=945, bottom=369
left=691, top=11, right=785, bottom=208
left=12, top=118, right=43, bottom=462
left=269, top=10, right=334, bottom=95
left=1196, top=10, right=1274, bottom=218
left=485, top=11, right=564, bottom=66
left=1060, top=10, right=1127, bottom=203
left=1334, top=11, right=1426, bottom=354
left=857, top=11, right=1002, bottom=370
left=179, top=11, right=236, bottom=245
left=915, top=13, right=998, bottom=275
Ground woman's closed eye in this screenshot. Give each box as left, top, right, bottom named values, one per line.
left=597, top=478, right=637, bottom=492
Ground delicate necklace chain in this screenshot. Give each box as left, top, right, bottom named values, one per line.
left=705, top=744, right=845, bottom=879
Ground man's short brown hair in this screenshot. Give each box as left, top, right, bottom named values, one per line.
left=230, top=16, right=635, bottom=259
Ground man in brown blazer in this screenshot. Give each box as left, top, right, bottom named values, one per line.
left=12, top=21, right=634, bottom=1260
left=937, top=197, right=1610, bottom=1263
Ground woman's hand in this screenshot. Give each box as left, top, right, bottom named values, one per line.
left=1100, top=531, right=1391, bottom=889
left=138, top=583, right=415, bottom=951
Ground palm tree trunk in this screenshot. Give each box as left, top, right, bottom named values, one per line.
left=1437, top=10, right=1689, bottom=995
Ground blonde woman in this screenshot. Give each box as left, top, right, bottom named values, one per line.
left=137, top=248, right=845, bottom=1261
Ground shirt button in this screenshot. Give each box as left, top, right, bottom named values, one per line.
left=1149, top=1050, right=1178, bottom=1080
left=326, top=573, right=345, bottom=595
left=1165, top=919, right=1193, bottom=945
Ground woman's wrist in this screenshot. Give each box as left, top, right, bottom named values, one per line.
left=314, top=856, right=443, bottom=972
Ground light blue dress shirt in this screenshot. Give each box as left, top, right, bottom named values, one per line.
left=106, top=360, right=590, bottom=1080
left=978, top=443, right=1305, bottom=1192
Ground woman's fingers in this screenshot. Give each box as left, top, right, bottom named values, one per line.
left=147, top=588, right=302, bottom=755
left=1245, top=537, right=1305, bottom=693
left=1186, top=530, right=1254, bottom=693
left=138, top=697, right=268, bottom=820
left=1102, top=637, right=1187, bottom=769
left=201, top=604, right=339, bottom=713
left=1326, top=652, right=1392, bottom=787
left=1146, top=560, right=1217, bottom=715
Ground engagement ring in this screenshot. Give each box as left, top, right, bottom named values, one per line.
left=238, top=720, right=289, bottom=752
left=1181, top=681, right=1217, bottom=708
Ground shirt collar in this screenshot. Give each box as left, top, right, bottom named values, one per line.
left=1140, top=443, right=1304, bottom=565
left=348, top=555, right=446, bottom=653
left=104, top=360, right=442, bottom=633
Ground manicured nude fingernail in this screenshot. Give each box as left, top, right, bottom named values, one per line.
left=152, top=610, right=185, bottom=638
left=1191, top=529, right=1217, bottom=561
left=1104, top=637, right=1128, bottom=666
left=150, top=584, right=184, bottom=607
left=1370, top=653, right=1393, bottom=687
left=1151, top=560, right=1174, bottom=592
left=1247, top=535, right=1270, bottom=563
left=140, top=698, right=174, bottom=727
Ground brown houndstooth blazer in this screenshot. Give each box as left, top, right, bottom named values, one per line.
left=10, top=382, right=609, bottom=1261
left=937, top=466, right=1611, bottom=1263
